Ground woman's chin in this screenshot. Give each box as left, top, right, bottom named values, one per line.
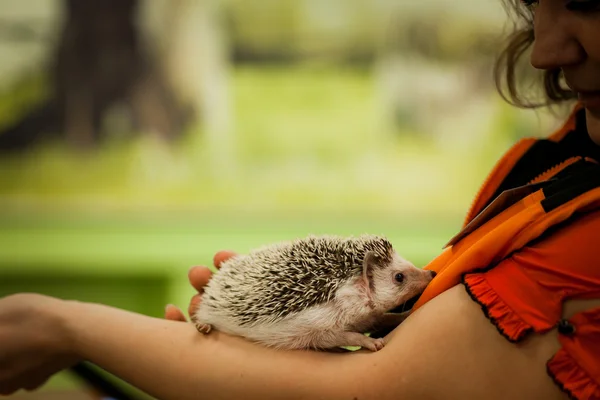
left=585, top=108, right=600, bottom=146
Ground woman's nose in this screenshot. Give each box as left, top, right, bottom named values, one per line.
left=530, top=5, right=585, bottom=71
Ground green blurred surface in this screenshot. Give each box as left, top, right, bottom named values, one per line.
left=0, top=211, right=460, bottom=307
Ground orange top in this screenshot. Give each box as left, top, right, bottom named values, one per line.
left=410, top=103, right=600, bottom=400
left=413, top=102, right=592, bottom=310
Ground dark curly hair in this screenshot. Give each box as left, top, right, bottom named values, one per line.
left=494, top=0, right=577, bottom=108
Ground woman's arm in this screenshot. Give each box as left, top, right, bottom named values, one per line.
left=65, top=299, right=370, bottom=400
left=59, top=284, right=569, bottom=400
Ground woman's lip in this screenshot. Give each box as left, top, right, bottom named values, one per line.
left=578, top=91, right=600, bottom=110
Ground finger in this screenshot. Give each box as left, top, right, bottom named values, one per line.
left=188, top=294, right=202, bottom=318
left=188, top=266, right=213, bottom=293
left=165, top=304, right=187, bottom=322
left=213, top=250, right=237, bottom=269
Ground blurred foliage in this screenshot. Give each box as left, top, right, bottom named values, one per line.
left=0, top=70, right=49, bottom=131
left=0, top=0, right=568, bottom=260
left=223, top=0, right=506, bottom=65
left=0, top=64, right=536, bottom=219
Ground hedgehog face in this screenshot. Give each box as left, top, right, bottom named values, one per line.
left=363, top=251, right=435, bottom=313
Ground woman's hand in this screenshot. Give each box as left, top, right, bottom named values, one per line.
left=165, top=250, right=238, bottom=322
left=0, top=293, right=80, bottom=395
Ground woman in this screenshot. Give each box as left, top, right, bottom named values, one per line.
left=1, top=0, right=599, bottom=398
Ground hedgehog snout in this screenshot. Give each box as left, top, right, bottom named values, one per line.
left=417, top=267, right=435, bottom=285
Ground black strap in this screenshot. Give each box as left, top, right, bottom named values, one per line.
left=482, top=108, right=599, bottom=215
left=541, top=161, right=600, bottom=212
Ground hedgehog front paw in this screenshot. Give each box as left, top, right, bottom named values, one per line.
left=357, top=336, right=385, bottom=352
left=366, top=337, right=385, bottom=352
left=334, top=332, right=385, bottom=352
left=195, top=322, right=212, bottom=334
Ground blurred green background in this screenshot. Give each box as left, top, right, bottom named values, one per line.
left=0, top=0, right=568, bottom=398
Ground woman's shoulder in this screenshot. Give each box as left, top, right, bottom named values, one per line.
left=374, top=285, right=570, bottom=400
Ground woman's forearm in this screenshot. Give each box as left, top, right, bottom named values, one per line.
left=62, top=300, right=372, bottom=400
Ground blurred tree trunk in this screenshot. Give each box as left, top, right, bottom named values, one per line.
left=160, top=0, right=234, bottom=178
left=0, top=0, right=191, bottom=152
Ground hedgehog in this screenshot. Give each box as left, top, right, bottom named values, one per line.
left=192, top=234, right=435, bottom=352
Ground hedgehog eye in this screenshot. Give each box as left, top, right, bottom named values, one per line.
left=394, top=273, right=405, bottom=283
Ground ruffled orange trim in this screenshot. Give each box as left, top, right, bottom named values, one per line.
left=462, top=272, right=533, bottom=343
left=547, top=348, right=600, bottom=400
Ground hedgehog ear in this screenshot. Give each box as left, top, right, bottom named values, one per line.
left=361, top=251, right=378, bottom=301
